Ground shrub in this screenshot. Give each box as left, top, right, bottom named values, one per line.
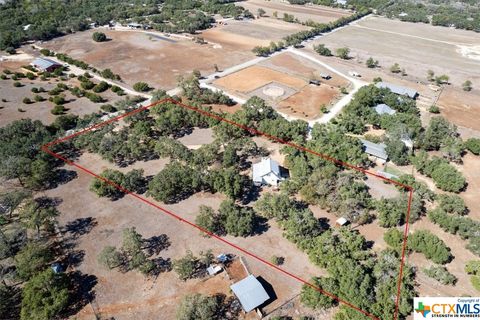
left=270, top=255, right=284, bottom=265
left=133, top=82, right=150, bottom=92
left=93, top=81, right=109, bottom=93
left=22, top=97, right=32, bottom=104
left=408, top=230, right=452, bottom=264
left=423, top=265, right=457, bottom=285
left=462, top=80, right=472, bottom=92
left=0, top=74, right=6, bottom=80
left=80, top=80, right=95, bottom=90
left=51, top=95, right=65, bottom=105
left=429, top=105, right=440, bottom=113
left=39, top=49, right=52, bottom=56
left=85, top=92, right=104, bottom=103
left=465, top=138, right=480, bottom=155
left=51, top=105, right=67, bottom=115
left=13, top=81, right=22, bottom=87
left=92, top=32, right=107, bottom=42
left=100, top=104, right=117, bottom=113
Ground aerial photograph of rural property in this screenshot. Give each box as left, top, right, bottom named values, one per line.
left=1, top=0, right=480, bottom=319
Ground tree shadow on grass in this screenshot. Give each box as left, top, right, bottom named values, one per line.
left=64, top=217, right=98, bottom=239
left=63, top=271, right=98, bottom=318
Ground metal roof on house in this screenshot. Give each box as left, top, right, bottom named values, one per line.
left=360, top=139, right=388, bottom=160
left=375, top=82, right=418, bottom=99
left=31, top=58, right=60, bottom=70
left=374, top=103, right=396, bottom=115
left=252, top=158, right=280, bottom=183
left=230, top=275, right=269, bottom=312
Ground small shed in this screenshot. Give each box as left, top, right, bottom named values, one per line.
left=320, top=73, right=331, bottom=80
left=335, top=217, right=348, bottom=227
left=360, top=139, right=388, bottom=163
left=252, top=158, right=283, bottom=187
left=309, top=79, right=320, bottom=86
left=30, top=58, right=62, bottom=72
left=374, top=103, right=396, bottom=116
left=230, top=275, right=270, bottom=313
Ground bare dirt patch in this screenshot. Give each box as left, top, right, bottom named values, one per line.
left=177, top=128, right=215, bottom=149
left=238, top=0, right=351, bottom=24
left=436, top=87, right=480, bottom=132
left=277, top=85, right=340, bottom=119
left=42, top=29, right=255, bottom=90
left=201, top=18, right=310, bottom=50
left=261, top=52, right=349, bottom=88
left=214, top=65, right=306, bottom=94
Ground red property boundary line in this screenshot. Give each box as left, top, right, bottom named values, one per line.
left=42, top=98, right=414, bottom=320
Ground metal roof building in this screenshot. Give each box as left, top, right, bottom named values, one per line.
left=252, top=157, right=282, bottom=186
left=230, top=275, right=270, bottom=312
left=374, top=103, right=396, bottom=115
left=30, top=58, right=62, bottom=72
left=375, top=82, right=418, bottom=99
left=360, top=139, right=388, bottom=161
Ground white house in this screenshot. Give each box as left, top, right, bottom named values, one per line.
left=252, top=158, right=282, bottom=187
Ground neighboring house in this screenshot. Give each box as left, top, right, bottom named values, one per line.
left=252, top=157, right=283, bottom=187
left=230, top=275, right=270, bottom=313
left=375, top=82, right=418, bottom=99
left=360, top=139, right=388, bottom=163
left=30, top=58, right=62, bottom=72
left=374, top=103, right=396, bottom=115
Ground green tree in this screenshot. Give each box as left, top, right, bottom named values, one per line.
left=385, top=139, right=410, bottom=165
left=462, top=80, right=473, bottom=92
left=133, top=82, right=150, bottom=92
left=14, top=241, right=53, bottom=281
left=92, top=31, right=107, bottom=42
left=257, top=8, right=266, bottom=17
left=313, top=44, right=332, bottom=56
left=219, top=200, right=256, bottom=237
left=465, top=138, right=480, bottom=155
left=423, top=265, right=457, bottom=285
left=336, top=47, right=350, bottom=59
left=20, top=269, right=69, bottom=320
left=195, top=206, right=223, bottom=235
left=408, top=230, right=452, bottom=264
left=435, top=74, right=449, bottom=85
left=121, top=227, right=143, bottom=257
left=173, top=250, right=198, bottom=281
left=176, top=294, right=222, bottom=320
left=90, top=169, right=125, bottom=199
left=390, top=63, right=401, bottom=73
left=366, top=57, right=378, bottom=68
left=97, top=246, right=122, bottom=269
left=20, top=200, right=59, bottom=236
left=437, top=194, right=467, bottom=215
